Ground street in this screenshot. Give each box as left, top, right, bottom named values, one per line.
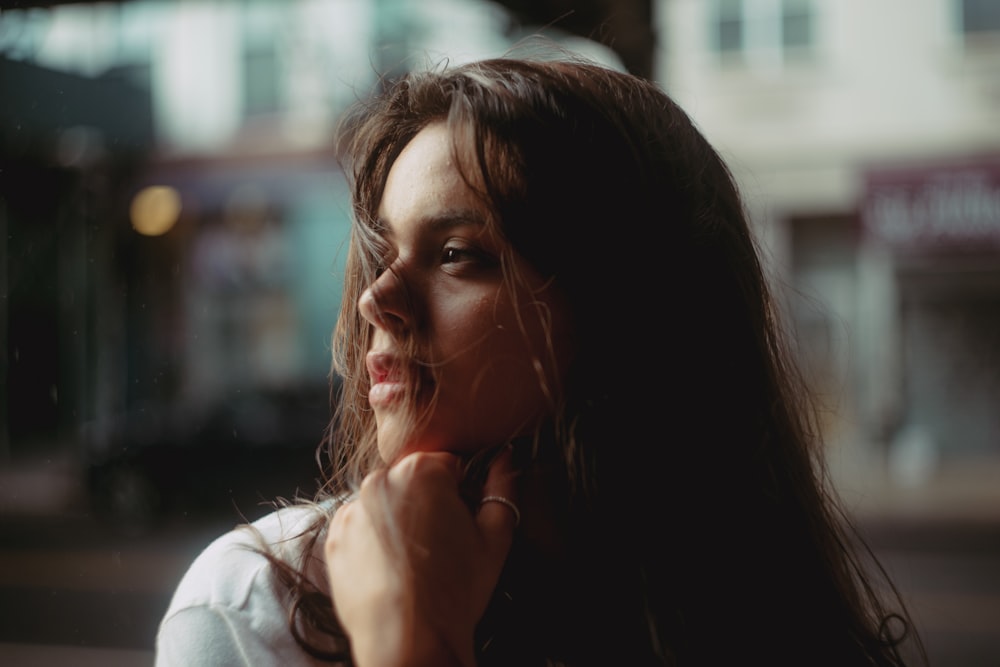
left=862, top=516, right=1000, bottom=666
left=0, top=511, right=221, bottom=666
left=0, top=508, right=997, bottom=666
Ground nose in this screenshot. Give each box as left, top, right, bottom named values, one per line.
left=358, top=264, right=411, bottom=335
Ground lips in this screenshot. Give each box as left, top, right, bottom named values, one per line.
left=367, top=351, right=411, bottom=408
left=367, top=351, right=401, bottom=383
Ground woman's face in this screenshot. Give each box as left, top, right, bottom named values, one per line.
left=360, top=122, right=573, bottom=460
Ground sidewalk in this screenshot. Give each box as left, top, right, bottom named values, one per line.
left=0, top=451, right=89, bottom=518
left=834, top=453, right=1000, bottom=527
left=0, top=643, right=152, bottom=667
left=3, top=444, right=1000, bottom=527
left=2, top=444, right=998, bottom=667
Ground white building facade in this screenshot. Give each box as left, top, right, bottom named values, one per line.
left=656, top=0, right=1000, bottom=507
left=5, top=0, right=999, bottom=509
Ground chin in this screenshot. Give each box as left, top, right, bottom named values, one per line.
left=373, top=415, right=411, bottom=462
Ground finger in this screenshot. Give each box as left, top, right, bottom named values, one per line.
left=385, top=451, right=463, bottom=492
left=482, top=444, right=519, bottom=504
left=324, top=498, right=367, bottom=588
left=415, top=450, right=465, bottom=485
left=476, top=445, right=520, bottom=556
left=356, top=467, right=388, bottom=507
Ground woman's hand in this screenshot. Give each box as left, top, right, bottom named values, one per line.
left=324, top=447, right=519, bottom=667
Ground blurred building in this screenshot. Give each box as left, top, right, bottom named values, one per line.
left=5, top=0, right=998, bottom=513
left=2, top=3, right=997, bottom=662
left=658, top=0, right=1000, bottom=508
left=0, top=0, right=621, bottom=468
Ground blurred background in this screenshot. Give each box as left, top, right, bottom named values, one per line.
left=1, top=0, right=998, bottom=664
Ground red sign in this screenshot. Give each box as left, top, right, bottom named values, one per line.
left=861, top=156, right=1000, bottom=251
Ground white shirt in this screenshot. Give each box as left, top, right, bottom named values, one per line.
left=155, top=503, right=339, bottom=666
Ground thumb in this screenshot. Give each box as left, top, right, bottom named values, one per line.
left=476, top=445, right=520, bottom=563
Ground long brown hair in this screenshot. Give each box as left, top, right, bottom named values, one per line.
left=275, top=55, right=924, bottom=666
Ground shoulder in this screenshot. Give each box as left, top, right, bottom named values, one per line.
left=169, top=503, right=328, bottom=610
left=156, top=502, right=337, bottom=666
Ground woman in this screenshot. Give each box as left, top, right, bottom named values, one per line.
left=156, top=55, right=922, bottom=666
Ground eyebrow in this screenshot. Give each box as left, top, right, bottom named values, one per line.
left=376, top=209, right=489, bottom=240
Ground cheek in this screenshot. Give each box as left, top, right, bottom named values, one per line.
left=430, top=283, right=564, bottom=388
left=479, top=298, right=563, bottom=398
left=429, top=289, right=502, bottom=355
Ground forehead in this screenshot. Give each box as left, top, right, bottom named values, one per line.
left=377, top=123, right=484, bottom=232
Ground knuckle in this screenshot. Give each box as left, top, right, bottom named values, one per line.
left=402, top=451, right=456, bottom=484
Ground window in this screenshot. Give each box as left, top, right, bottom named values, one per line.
left=712, top=0, right=814, bottom=69
left=782, top=0, right=813, bottom=49
left=243, top=41, right=281, bottom=116
left=716, top=0, right=745, bottom=54
left=960, top=0, right=1000, bottom=34
left=241, top=1, right=285, bottom=118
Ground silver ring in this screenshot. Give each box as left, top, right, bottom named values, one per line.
left=479, top=495, right=520, bottom=527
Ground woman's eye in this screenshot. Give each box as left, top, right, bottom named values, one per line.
left=442, top=247, right=475, bottom=263
left=441, top=245, right=498, bottom=269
